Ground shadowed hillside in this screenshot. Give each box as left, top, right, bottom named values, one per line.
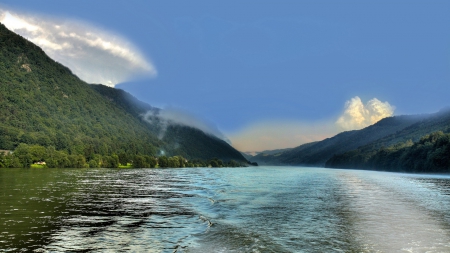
left=91, top=84, right=247, bottom=161
left=252, top=115, right=426, bottom=166
left=326, top=109, right=450, bottom=171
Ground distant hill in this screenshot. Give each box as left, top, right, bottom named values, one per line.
left=326, top=109, right=450, bottom=171
left=0, top=23, right=246, bottom=163
left=252, top=115, right=426, bottom=166
left=240, top=147, right=293, bottom=160
left=240, top=152, right=254, bottom=161
left=258, top=148, right=294, bottom=156
left=334, top=108, right=450, bottom=154
left=252, top=142, right=317, bottom=165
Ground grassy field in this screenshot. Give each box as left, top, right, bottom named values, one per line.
left=119, top=163, right=133, bottom=169
left=30, top=164, right=46, bottom=169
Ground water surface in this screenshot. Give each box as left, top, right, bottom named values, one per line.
left=1, top=167, right=450, bottom=252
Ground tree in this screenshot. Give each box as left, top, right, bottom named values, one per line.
left=101, top=155, right=119, bottom=168
left=168, top=157, right=180, bottom=168
left=209, top=159, right=219, bottom=168
left=145, top=156, right=157, bottom=168
left=88, top=159, right=99, bottom=168
left=110, top=154, right=119, bottom=168
left=158, top=156, right=168, bottom=168
left=29, top=144, right=46, bottom=162
left=0, top=152, right=4, bottom=168
left=14, top=143, right=33, bottom=168
left=84, top=145, right=95, bottom=161
left=176, top=156, right=186, bottom=168
left=133, top=155, right=147, bottom=168
left=68, top=154, right=86, bottom=168
left=227, top=160, right=239, bottom=167
left=118, top=152, right=129, bottom=165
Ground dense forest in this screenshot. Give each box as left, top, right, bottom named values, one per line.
left=91, top=84, right=248, bottom=161
left=325, top=109, right=450, bottom=172
left=326, top=131, right=450, bottom=173
left=0, top=23, right=247, bottom=167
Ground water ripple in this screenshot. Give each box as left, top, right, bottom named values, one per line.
left=1, top=167, right=450, bottom=252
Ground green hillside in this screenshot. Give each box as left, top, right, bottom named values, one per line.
left=337, top=109, right=450, bottom=154
left=0, top=23, right=246, bottom=166
left=91, top=84, right=247, bottom=161
left=326, top=109, right=450, bottom=171
left=252, top=115, right=425, bottom=166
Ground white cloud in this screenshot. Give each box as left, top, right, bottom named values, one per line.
left=336, top=96, right=395, bottom=131
left=0, top=9, right=156, bottom=86
left=1, top=11, right=38, bottom=31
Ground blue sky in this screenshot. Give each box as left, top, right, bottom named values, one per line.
left=1, top=1, right=450, bottom=152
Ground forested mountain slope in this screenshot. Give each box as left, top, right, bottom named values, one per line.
left=91, top=84, right=247, bottom=161
left=252, top=115, right=426, bottom=166
left=0, top=23, right=246, bottom=162
left=326, top=109, right=450, bottom=170
left=333, top=108, right=450, bottom=155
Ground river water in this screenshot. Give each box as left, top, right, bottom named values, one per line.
left=1, top=166, right=450, bottom=252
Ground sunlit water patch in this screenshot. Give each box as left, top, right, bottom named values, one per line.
left=1, top=167, right=450, bottom=252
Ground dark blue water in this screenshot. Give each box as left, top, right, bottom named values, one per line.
left=1, top=166, right=450, bottom=252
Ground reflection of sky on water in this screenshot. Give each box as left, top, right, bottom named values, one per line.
left=1, top=167, right=450, bottom=252
left=337, top=171, right=450, bottom=252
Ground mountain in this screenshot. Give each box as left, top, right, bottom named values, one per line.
left=326, top=109, right=450, bottom=171
left=91, top=84, right=248, bottom=161
left=0, top=23, right=246, bottom=163
left=252, top=114, right=427, bottom=166
left=325, top=131, right=450, bottom=173
left=240, top=152, right=254, bottom=161
left=252, top=142, right=317, bottom=165
left=240, top=147, right=293, bottom=161
left=331, top=108, right=450, bottom=154
left=251, top=108, right=450, bottom=172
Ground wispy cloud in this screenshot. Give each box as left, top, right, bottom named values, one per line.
left=0, top=9, right=156, bottom=86
left=143, top=107, right=230, bottom=143
left=336, top=96, right=394, bottom=131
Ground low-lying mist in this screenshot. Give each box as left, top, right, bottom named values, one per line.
left=142, top=107, right=231, bottom=144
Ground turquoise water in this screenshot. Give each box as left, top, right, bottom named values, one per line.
left=1, top=166, right=450, bottom=252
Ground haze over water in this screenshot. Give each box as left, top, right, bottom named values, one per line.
left=1, top=167, right=450, bottom=252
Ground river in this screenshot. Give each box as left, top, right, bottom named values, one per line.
left=1, top=166, right=450, bottom=252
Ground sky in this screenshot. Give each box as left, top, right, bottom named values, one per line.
left=1, top=1, right=450, bottom=152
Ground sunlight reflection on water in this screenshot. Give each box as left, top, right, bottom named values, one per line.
left=1, top=167, right=450, bottom=252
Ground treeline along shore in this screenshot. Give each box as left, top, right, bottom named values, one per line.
left=0, top=143, right=249, bottom=169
